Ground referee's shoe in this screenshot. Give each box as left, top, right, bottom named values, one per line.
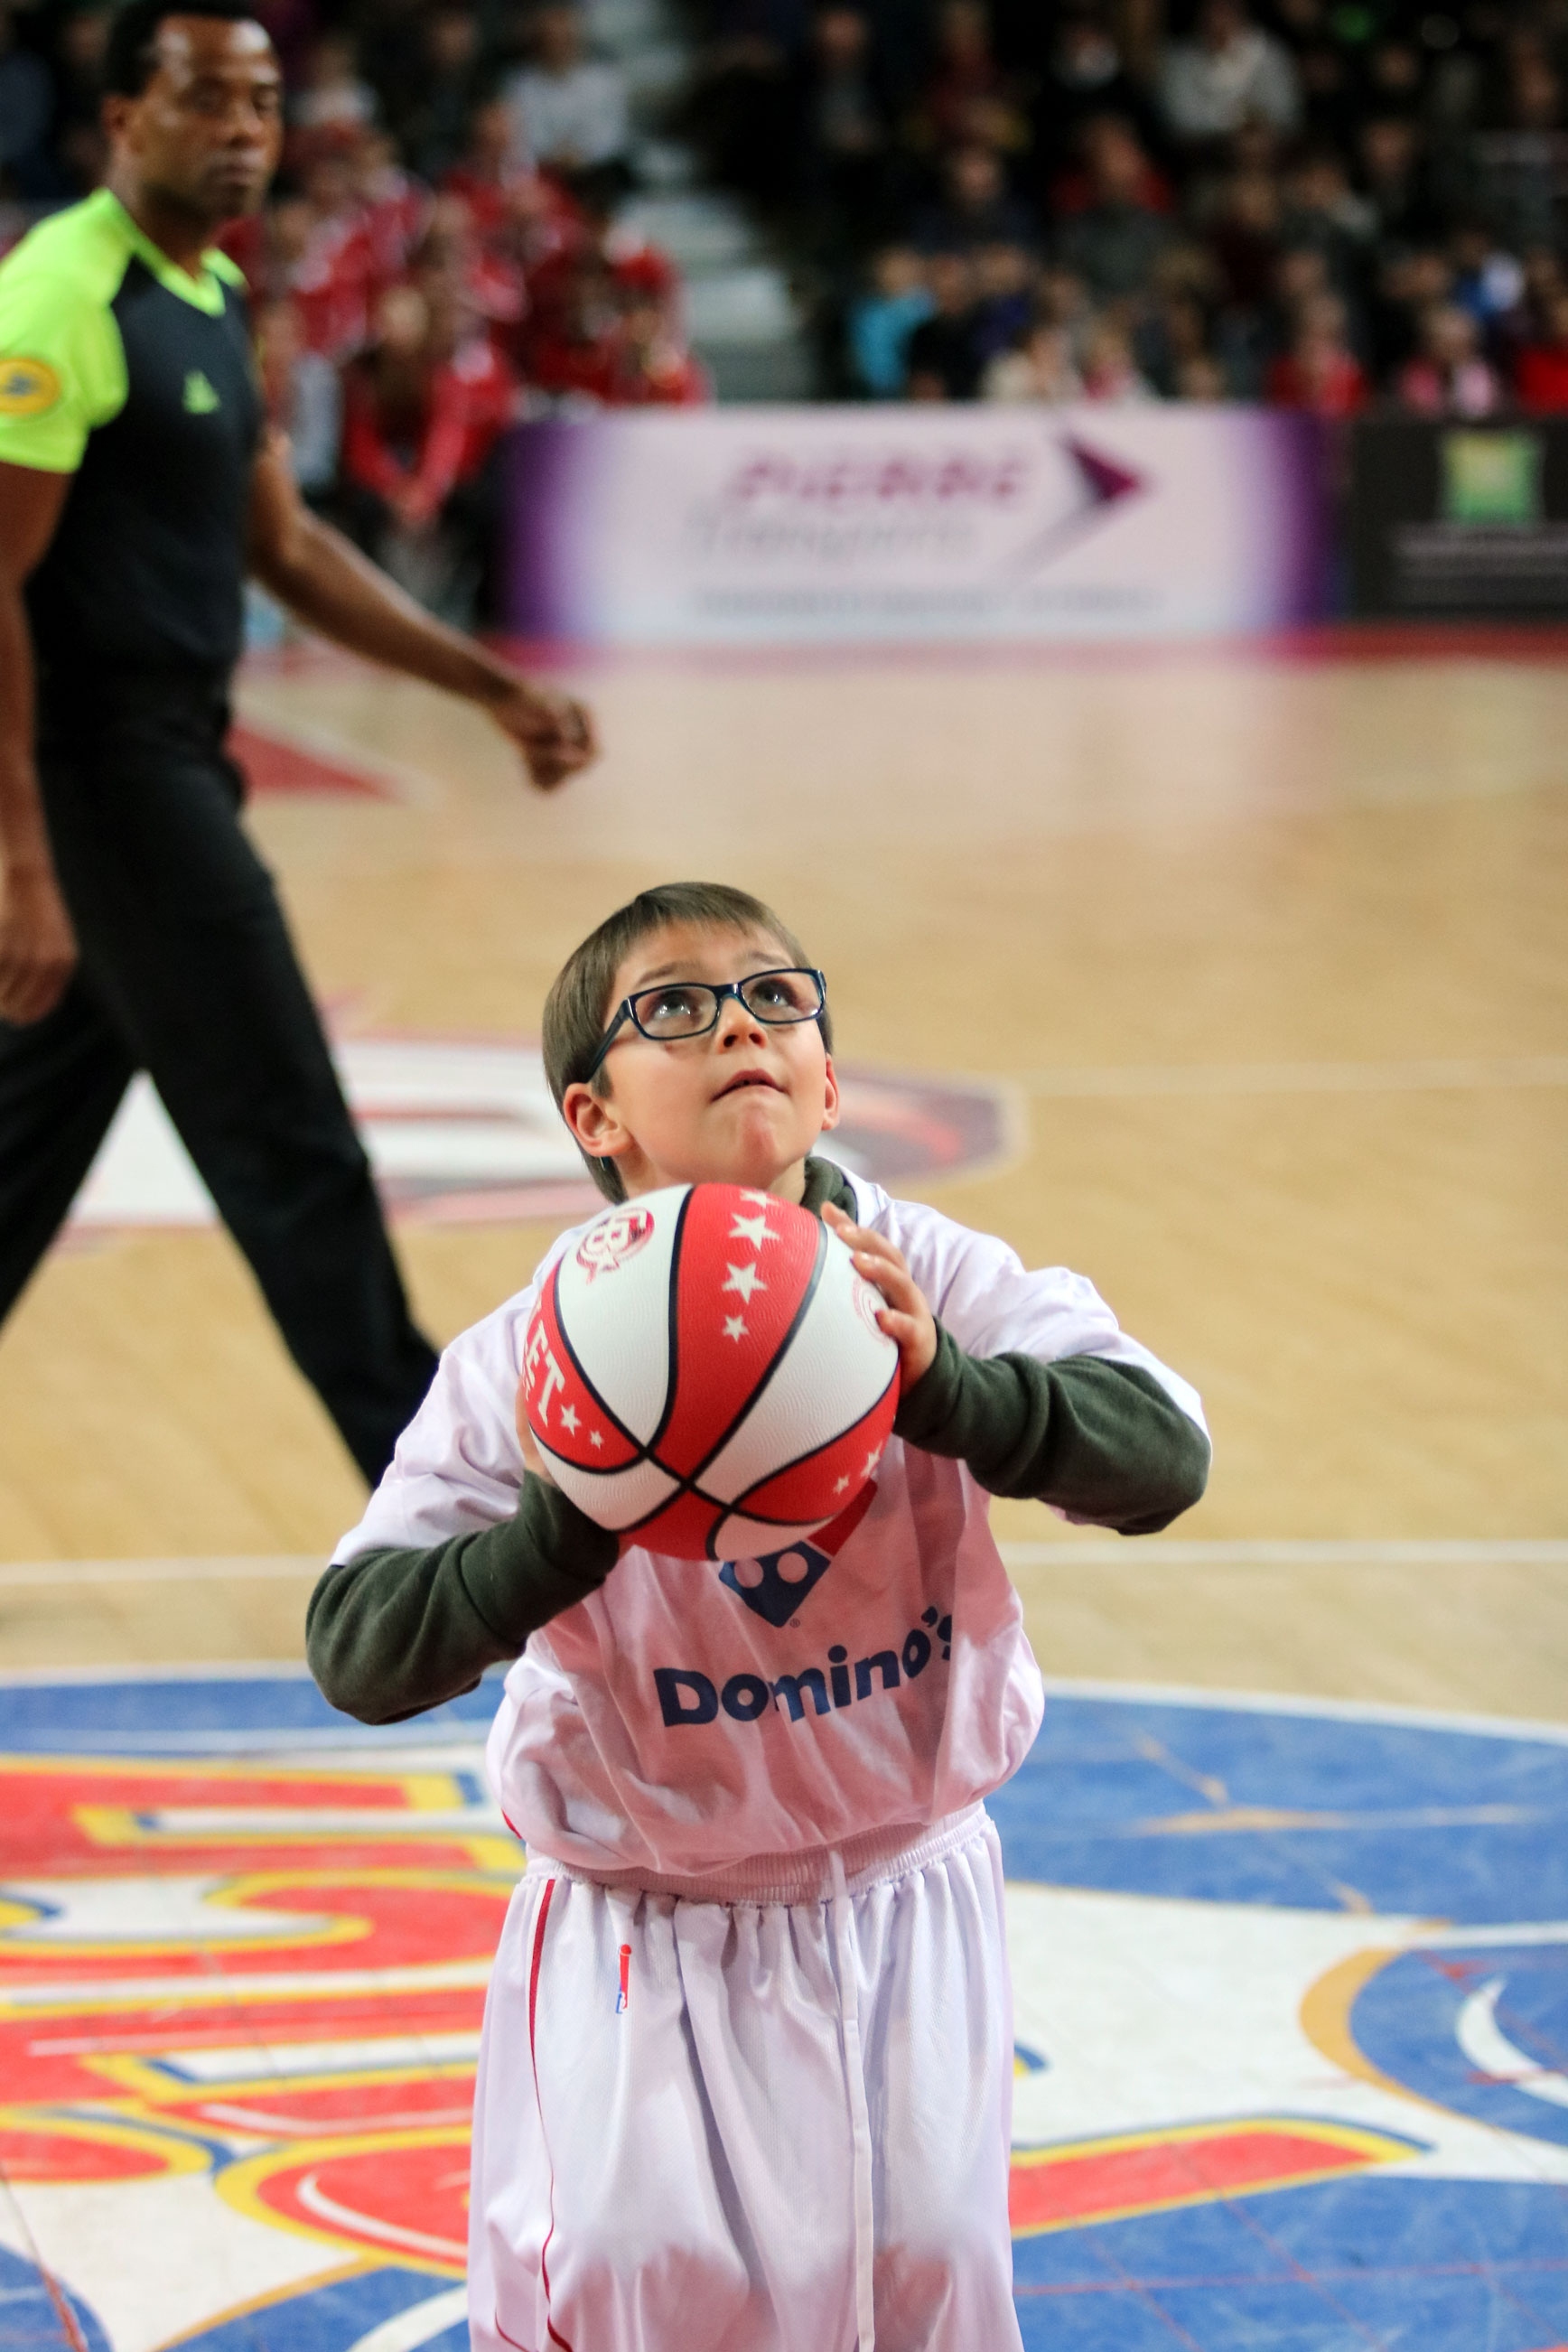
left=0, top=1, right=597, bottom=1482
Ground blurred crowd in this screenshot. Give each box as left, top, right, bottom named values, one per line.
left=0, top=0, right=707, bottom=617
left=688, top=0, right=1568, bottom=410
left=3, top=0, right=1566, bottom=514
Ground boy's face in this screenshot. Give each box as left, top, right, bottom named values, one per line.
left=561, top=923, right=840, bottom=1203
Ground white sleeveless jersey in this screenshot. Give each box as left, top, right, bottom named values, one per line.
left=335, top=1174, right=1207, bottom=1881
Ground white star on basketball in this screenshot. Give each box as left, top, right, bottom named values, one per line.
left=835, top=1474, right=851, bottom=1493
left=723, top=1261, right=767, bottom=1304
left=590, top=1429, right=603, bottom=1448
left=560, top=1405, right=580, bottom=1434
left=729, top=1212, right=775, bottom=1248
left=863, top=1448, right=882, bottom=1476
left=723, top=1315, right=749, bottom=1341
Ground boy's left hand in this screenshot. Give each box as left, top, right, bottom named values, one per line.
left=823, top=1202, right=938, bottom=1391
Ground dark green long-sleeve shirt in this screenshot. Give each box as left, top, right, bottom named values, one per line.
left=307, top=1159, right=1209, bottom=1723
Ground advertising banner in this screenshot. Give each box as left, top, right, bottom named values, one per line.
left=1349, top=416, right=1568, bottom=617
left=504, top=406, right=1330, bottom=646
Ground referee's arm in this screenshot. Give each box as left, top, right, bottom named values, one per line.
left=247, top=432, right=598, bottom=792
left=0, top=461, right=77, bottom=1023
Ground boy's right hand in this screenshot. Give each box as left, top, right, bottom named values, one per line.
left=515, top=1386, right=557, bottom=1488
left=517, top=1379, right=637, bottom=1557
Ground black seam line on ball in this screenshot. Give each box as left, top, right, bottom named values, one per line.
left=552, top=1361, right=892, bottom=1498
left=611, top=1223, right=838, bottom=1545
left=684, top=1213, right=829, bottom=1489
left=723, top=1357, right=898, bottom=1521
left=538, top=1255, right=646, bottom=1464
left=613, top=1206, right=830, bottom=1527
left=549, top=1207, right=854, bottom=1536
left=645, top=1185, right=695, bottom=1461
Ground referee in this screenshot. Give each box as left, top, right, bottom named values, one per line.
left=0, top=1, right=596, bottom=1482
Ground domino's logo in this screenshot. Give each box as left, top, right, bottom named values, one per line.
left=655, top=1608, right=953, bottom=1730
left=718, top=1481, right=877, bottom=1627
left=719, top=1538, right=833, bottom=1626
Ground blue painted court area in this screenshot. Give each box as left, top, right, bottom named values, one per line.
left=0, top=1669, right=1563, bottom=2352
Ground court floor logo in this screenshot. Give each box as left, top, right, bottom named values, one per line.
left=64, top=1042, right=1019, bottom=1236
left=0, top=1675, right=1564, bottom=2352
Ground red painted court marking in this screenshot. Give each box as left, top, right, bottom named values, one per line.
left=0, top=2129, right=169, bottom=2184
left=228, top=723, right=389, bottom=800
left=250, top=2136, right=469, bottom=2265
left=1008, top=2120, right=1404, bottom=2235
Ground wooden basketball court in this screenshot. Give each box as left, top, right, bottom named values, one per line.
left=0, top=630, right=1563, bottom=1712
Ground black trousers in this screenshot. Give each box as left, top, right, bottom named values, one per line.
left=0, top=672, right=438, bottom=1482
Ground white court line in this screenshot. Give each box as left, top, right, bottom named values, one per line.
left=0, top=1958, right=492, bottom=2010
left=3, top=1540, right=1564, bottom=1591
left=0, top=1556, right=322, bottom=1587
left=1002, top=1539, right=1568, bottom=1567
left=294, top=2171, right=466, bottom=2263
left=151, top=2031, right=483, bottom=2082
left=1020, top=1055, right=1568, bottom=1097
left=1032, top=1674, right=1568, bottom=1747
left=344, top=2288, right=470, bottom=2352
left=0, top=1657, right=323, bottom=1683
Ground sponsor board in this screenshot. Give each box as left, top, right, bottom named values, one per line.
left=1348, top=417, right=1568, bottom=618
left=504, top=407, right=1331, bottom=646
left=0, top=1668, right=1564, bottom=2347
left=64, top=1044, right=1015, bottom=1234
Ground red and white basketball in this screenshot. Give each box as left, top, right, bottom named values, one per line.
left=521, top=1182, right=900, bottom=1561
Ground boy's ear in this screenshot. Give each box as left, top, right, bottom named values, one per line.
left=561, top=1079, right=633, bottom=1167
left=818, top=1052, right=841, bottom=1134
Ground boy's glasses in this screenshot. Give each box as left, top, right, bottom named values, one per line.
left=583, top=968, right=826, bottom=1080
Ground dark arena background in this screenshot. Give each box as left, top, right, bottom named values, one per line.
left=0, top=1, right=1565, bottom=2347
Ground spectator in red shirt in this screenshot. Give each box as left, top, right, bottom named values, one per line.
left=1517, top=290, right=1568, bottom=412
left=415, top=190, right=528, bottom=347
left=268, top=147, right=378, bottom=359
left=525, top=246, right=709, bottom=405
left=356, top=128, right=430, bottom=287
left=608, top=266, right=711, bottom=405
left=1396, top=303, right=1502, bottom=417
left=1266, top=292, right=1368, bottom=415
left=339, top=282, right=519, bottom=617
left=521, top=165, right=677, bottom=378
left=526, top=249, right=626, bottom=400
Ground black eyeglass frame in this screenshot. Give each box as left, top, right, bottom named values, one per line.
left=582, top=967, right=827, bottom=1083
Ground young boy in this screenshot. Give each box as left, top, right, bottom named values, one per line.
left=309, top=881, right=1210, bottom=2352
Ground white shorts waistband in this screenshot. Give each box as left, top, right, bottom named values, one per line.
left=524, top=1804, right=991, bottom=1907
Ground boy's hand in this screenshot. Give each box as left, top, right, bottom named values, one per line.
left=518, top=1380, right=637, bottom=1555
left=822, top=1202, right=938, bottom=1391
left=515, top=1390, right=558, bottom=1487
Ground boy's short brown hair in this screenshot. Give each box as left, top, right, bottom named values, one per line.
left=542, top=882, right=831, bottom=1203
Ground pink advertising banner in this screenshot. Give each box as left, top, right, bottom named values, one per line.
left=504, top=406, right=1331, bottom=646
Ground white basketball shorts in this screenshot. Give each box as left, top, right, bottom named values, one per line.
left=467, top=1806, right=1023, bottom=2352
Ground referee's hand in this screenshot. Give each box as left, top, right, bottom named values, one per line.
left=487, top=677, right=599, bottom=793
left=0, top=861, right=77, bottom=1025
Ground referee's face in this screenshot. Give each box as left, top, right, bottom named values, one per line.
left=109, top=16, right=283, bottom=225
